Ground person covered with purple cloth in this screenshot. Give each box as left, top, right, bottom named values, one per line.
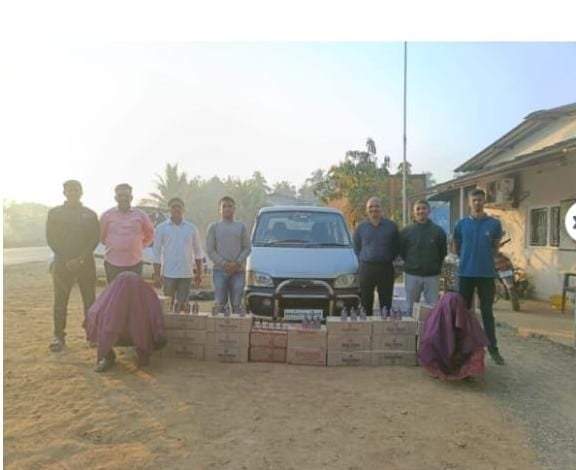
left=85, top=271, right=167, bottom=372
left=418, top=291, right=488, bottom=380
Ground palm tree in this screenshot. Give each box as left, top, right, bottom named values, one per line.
left=142, top=163, right=191, bottom=209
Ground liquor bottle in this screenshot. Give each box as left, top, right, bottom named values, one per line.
left=341, top=307, right=349, bottom=321
left=359, top=306, right=367, bottom=321
left=350, top=307, right=358, bottom=321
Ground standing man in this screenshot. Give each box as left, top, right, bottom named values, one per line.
left=153, top=197, right=204, bottom=311
left=206, top=196, right=251, bottom=313
left=100, top=184, right=154, bottom=283
left=453, top=189, right=505, bottom=365
left=46, top=180, right=100, bottom=352
left=353, top=197, right=400, bottom=315
left=400, top=199, right=447, bottom=312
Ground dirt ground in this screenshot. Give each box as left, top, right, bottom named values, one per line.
left=3, top=263, right=575, bottom=470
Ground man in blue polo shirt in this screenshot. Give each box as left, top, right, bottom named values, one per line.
left=453, top=188, right=505, bottom=365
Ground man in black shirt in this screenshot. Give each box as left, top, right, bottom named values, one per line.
left=400, top=199, right=447, bottom=313
left=353, top=197, right=400, bottom=314
left=46, top=180, right=100, bottom=352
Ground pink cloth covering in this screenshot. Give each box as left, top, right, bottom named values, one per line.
left=418, top=292, right=489, bottom=380
left=100, top=207, right=154, bottom=267
left=85, top=272, right=165, bottom=364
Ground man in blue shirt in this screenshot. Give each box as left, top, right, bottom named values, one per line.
left=353, top=197, right=400, bottom=314
left=453, top=189, right=505, bottom=365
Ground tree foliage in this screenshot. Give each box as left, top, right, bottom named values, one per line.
left=3, top=201, right=51, bottom=247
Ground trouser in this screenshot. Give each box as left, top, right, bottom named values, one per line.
left=51, top=258, right=96, bottom=339
left=359, top=262, right=395, bottom=315
left=459, top=276, right=498, bottom=351
left=104, top=261, right=143, bottom=284
left=163, top=277, right=192, bottom=304
left=213, top=269, right=245, bottom=312
left=405, top=273, right=440, bottom=313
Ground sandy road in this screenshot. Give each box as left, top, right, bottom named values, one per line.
left=3, top=262, right=575, bottom=469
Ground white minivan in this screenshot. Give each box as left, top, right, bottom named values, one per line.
left=245, top=206, right=360, bottom=320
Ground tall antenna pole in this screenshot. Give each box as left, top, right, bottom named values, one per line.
left=402, top=41, right=408, bottom=227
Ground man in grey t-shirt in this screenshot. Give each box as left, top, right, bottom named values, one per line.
left=206, top=196, right=251, bottom=313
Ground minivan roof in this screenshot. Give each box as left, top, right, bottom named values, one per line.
left=258, top=205, right=343, bottom=215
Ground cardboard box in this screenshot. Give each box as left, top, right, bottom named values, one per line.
left=371, top=317, right=418, bottom=336
left=163, top=313, right=208, bottom=331
left=205, top=346, right=249, bottom=363
left=250, top=346, right=287, bottom=363
left=327, top=351, right=371, bottom=367
left=287, top=327, right=327, bottom=349
left=250, top=329, right=288, bottom=348
left=286, top=347, right=326, bottom=366
left=164, top=329, right=207, bottom=344
left=163, top=340, right=205, bottom=360
left=371, top=350, right=418, bottom=367
left=206, top=314, right=253, bottom=333
left=371, top=333, right=416, bottom=352
left=327, top=333, right=372, bottom=352
left=326, top=317, right=372, bottom=335
left=412, top=303, right=435, bottom=339
left=205, top=331, right=250, bottom=349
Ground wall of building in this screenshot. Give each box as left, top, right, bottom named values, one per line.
left=487, top=158, right=576, bottom=300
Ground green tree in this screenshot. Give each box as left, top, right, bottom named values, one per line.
left=3, top=201, right=51, bottom=247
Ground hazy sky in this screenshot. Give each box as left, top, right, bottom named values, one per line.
left=2, top=42, right=575, bottom=213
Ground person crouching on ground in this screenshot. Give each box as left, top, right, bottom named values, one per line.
left=85, top=271, right=167, bottom=372
left=400, top=199, right=447, bottom=314
left=153, top=197, right=204, bottom=312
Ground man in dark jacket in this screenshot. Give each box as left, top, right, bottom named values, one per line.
left=46, top=180, right=100, bottom=352
left=400, top=200, right=447, bottom=313
left=353, top=197, right=400, bottom=314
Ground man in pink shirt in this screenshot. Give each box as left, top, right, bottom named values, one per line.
left=100, top=184, right=154, bottom=283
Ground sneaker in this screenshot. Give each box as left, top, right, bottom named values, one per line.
left=49, top=337, right=65, bottom=352
left=489, top=349, right=506, bottom=365
left=95, top=350, right=116, bottom=373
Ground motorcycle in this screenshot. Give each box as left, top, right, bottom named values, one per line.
left=494, top=238, right=521, bottom=311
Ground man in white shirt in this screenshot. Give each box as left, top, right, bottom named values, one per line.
left=153, top=198, right=203, bottom=311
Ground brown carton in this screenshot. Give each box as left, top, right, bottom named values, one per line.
left=371, top=333, right=416, bottom=352
left=205, top=331, right=250, bottom=349
left=250, top=346, right=287, bottom=363
left=163, top=313, right=208, bottom=331
left=327, top=351, right=371, bottom=367
left=205, top=346, right=249, bottom=363
left=163, top=340, right=205, bottom=360
left=206, top=315, right=253, bottom=333
left=164, top=329, right=206, bottom=343
left=287, top=327, right=327, bottom=349
left=326, top=317, right=372, bottom=335
left=371, top=350, right=418, bottom=367
left=250, top=329, right=288, bottom=348
left=371, top=317, right=418, bottom=336
left=286, top=347, right=326, bottom=366
left=327, top=333, right=372, bottom=352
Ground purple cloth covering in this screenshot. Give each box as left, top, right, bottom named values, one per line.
left=418, top=292, right=489, bottom=379
left=85, top=272, right=165, bottom=364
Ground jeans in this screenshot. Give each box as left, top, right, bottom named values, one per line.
left=163, top=277, right=192, bottom=304
left=51, top=258, right=96, bottom=339
left=459, top=276, right=498, bottom=351
left=104, top=261, right=143, bottom=283
left=213, top=269, right=245, bottom=311
left=359, top=262, right=395, bottom=315
left=405, top=274, right=439, bottom=313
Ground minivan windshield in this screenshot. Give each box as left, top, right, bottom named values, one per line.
left=253, top=211, right=352, bottom=247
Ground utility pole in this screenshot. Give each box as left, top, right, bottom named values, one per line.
left=402, top=41, right=408, bottom=227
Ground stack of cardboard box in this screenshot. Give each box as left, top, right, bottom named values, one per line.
left=249, top=326, right=288, bottom=363
left=370, top=316, right=418, bottom=366
left=286, top=326, right=327, bottom=366
left=162, top=312, right=208, bottom=360
left=326, top=317, right=372, bottom=366
left=205, top=314, right=253, bottom=363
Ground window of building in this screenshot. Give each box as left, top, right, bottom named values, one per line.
left=529, top=208, right=548, bottom=246
left=550, top=206, right=561, bottom=247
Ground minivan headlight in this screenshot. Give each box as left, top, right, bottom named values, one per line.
left=246, top=270, right=274, bottom=288
left=334, top=273, right=359, bottom=288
